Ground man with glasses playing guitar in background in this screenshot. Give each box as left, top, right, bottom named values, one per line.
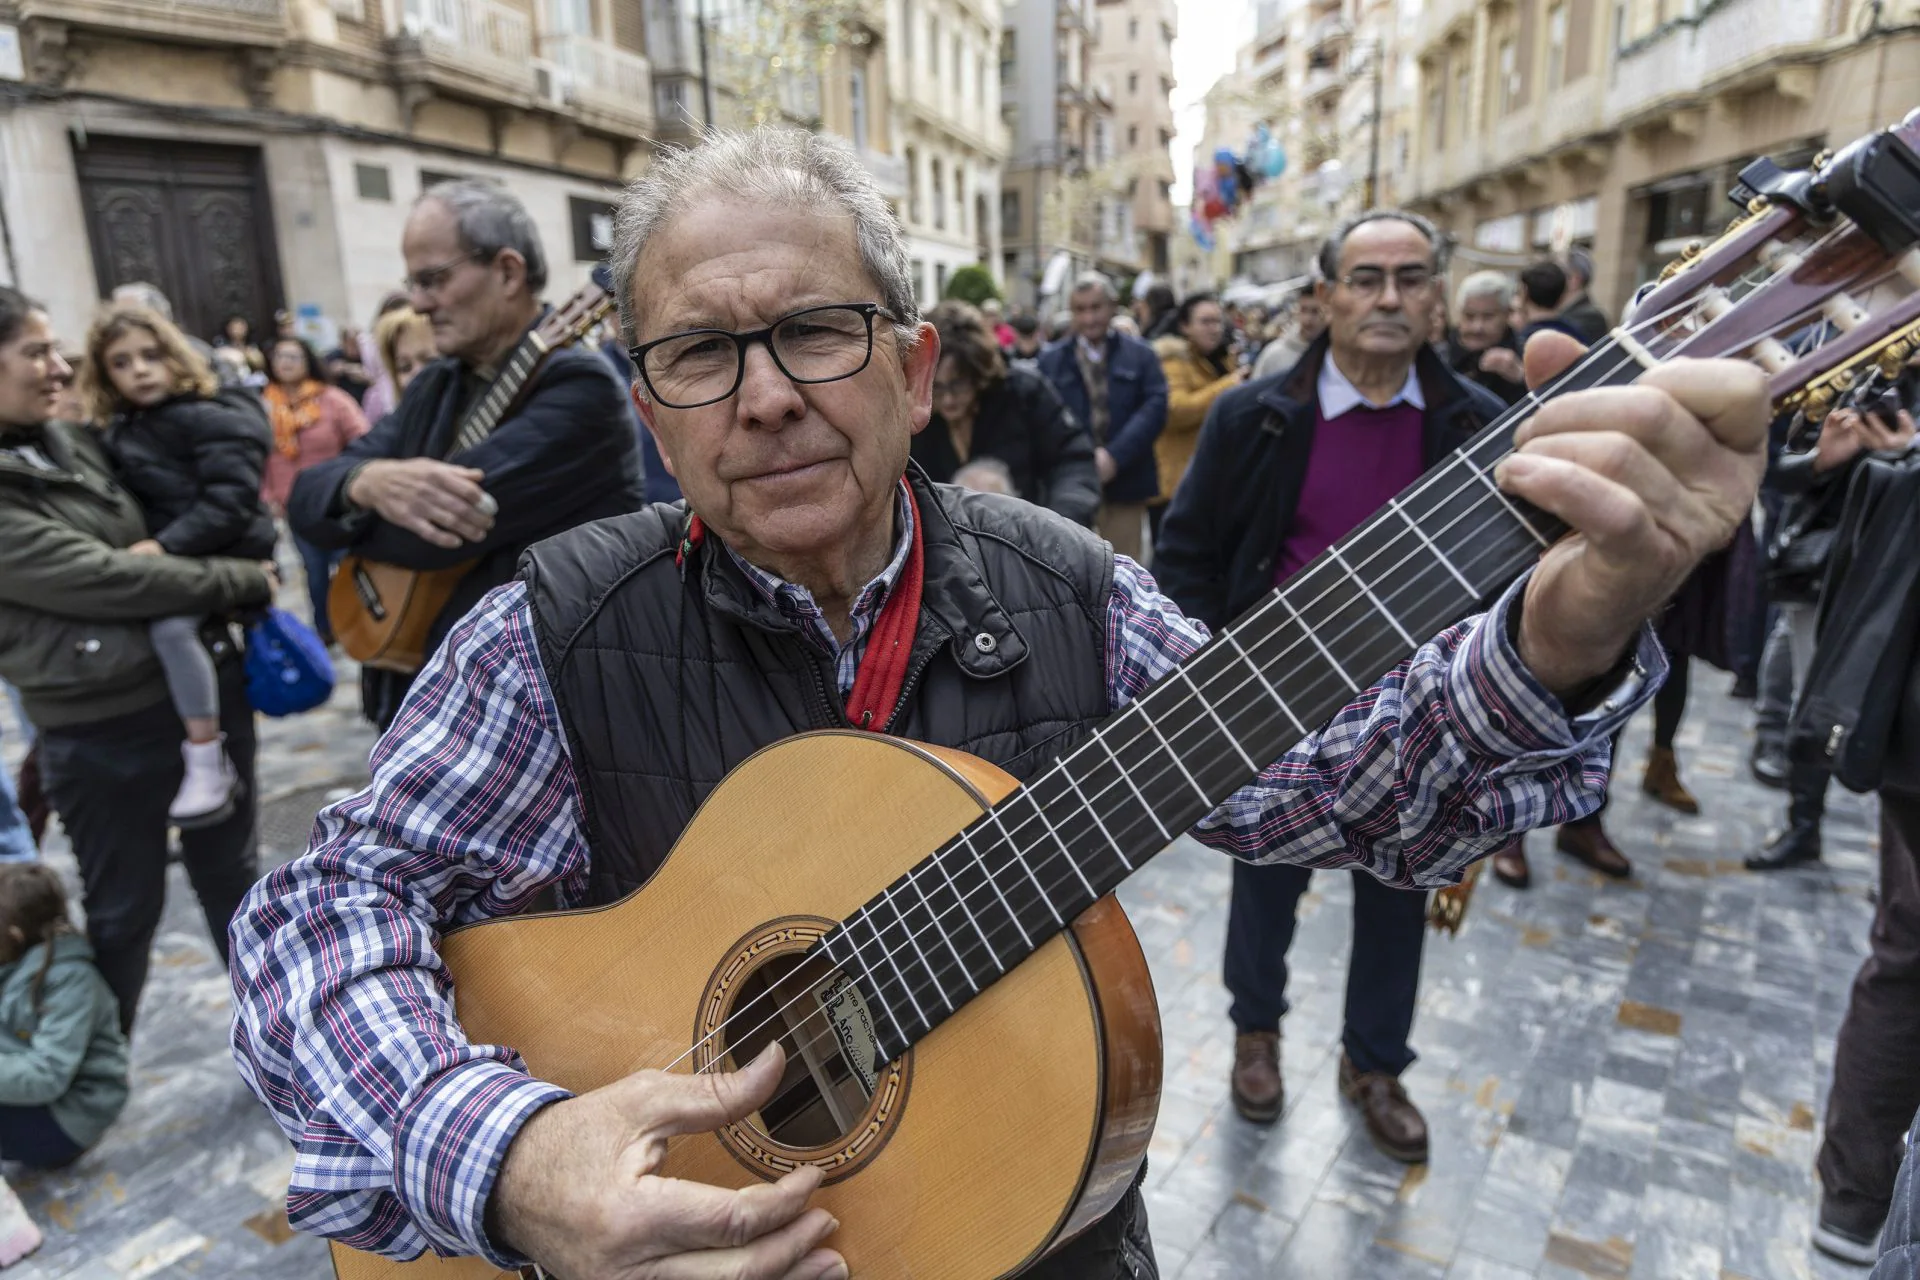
left=231, top=118, right=1920, bottom=1280
left=287, top=178, right=643, bottom=728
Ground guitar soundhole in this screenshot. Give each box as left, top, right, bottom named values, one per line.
left=724, top=952, right=880, bottom=1150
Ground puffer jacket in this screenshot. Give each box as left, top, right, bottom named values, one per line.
left=0, top=422, right=272, bottom=728
left=0, top=932, right=128, bottom=1151
left=908, top=363, right=1100, bottom=525
left=100, top=387, right=277, bottom=561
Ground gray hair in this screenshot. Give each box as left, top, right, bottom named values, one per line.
left=419, top=179, right=548, bottom=293
left=1070, top=271, right=1117, bottom=301
left=111, top=282, right=173, bottom=323
left=1564, top=246, right=1594, bottom=288
left=1454, top=270, right=1514, bottom=310
left=1316, top=209, right=1447, bottom=281
left=609, top=129, right=917, bottom=351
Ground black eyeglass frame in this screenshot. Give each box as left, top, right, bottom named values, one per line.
left=627, top=302, right=901, bottom=409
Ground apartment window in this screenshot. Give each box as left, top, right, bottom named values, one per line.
left=354, top=163, right=392, bottom=202
left=1426, top=83, right=1445, bottom=149
left=912, top=259, right=928, bottom=302
left=1452, top=64, right=1470, bottom=137
left=1000, top=29, right=1015, bottom=85
left=1496, top=37, right=1518, bottom=115
left=976, top=55, right=986, bottom=105
left=547, top=0, right=591, bottom=35
left=907, top=146, right=922, bottom=224
left=850, top=66, right=869, bottom=149
left=1127, top=124, right=1138, bottom=148
left=1001, top=189, right=1021, bottom=237
left=952, top=35, right=962, bottom=92
left=929, top=15, right=940, bottom=75
left=329, top=0, right=366, bottom=18
left=1128, top=16, right=1138, bottom=38
left=954, top=166, right=967, bottom=234
left=420, top=168, right=471, bottom=189
left=1546, top=3, right=1568, bottom=90
left=569, top=196, right=617, bottom=262
left=932, top=159, right=946, bottom=230
left=936, top=263, right=950, bottom=297
left=1127, top=71, right=1138, bottom=94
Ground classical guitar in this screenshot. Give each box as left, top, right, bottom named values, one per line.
left=331, top=119, right=1920, bottom=1279
left=330, top=266, right=618, bottom=673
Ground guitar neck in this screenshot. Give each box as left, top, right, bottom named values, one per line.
left=823, top=352, right=1649, bottom=1063
left=446, top=332, right=551, bottom=457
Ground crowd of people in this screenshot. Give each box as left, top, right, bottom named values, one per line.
left=0, top=125, right=1909, bottom=1278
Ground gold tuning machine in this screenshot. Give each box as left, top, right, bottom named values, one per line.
left=1780, top=318, right=1920, bottom=422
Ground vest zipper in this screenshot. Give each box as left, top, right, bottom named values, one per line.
left=878, top=627, right=947, bottom=735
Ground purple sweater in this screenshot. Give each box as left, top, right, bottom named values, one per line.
left=1275, top=401, right=1427, bottom=585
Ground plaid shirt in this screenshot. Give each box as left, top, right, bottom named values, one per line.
left=229, top=520, right=1660, bottom=1269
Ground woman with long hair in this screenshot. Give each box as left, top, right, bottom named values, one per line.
left=0, top=286, right=274, bottom=1032
left=909, top=300, right=1099, bottom=525
left=259, top=335, right=369, bottom=643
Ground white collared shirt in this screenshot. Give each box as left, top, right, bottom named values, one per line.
left=1317, top=355, right=1425, bottom=419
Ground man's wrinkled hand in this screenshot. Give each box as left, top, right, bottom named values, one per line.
left=1494, top=331, right=1767, bottom=699
left=347, top=458, right=494, bottom=549
left=490, top=1045, right=847, bottom=1280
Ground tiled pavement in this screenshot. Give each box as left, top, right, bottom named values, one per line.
left=0, top=653, right=1884, bottom=1278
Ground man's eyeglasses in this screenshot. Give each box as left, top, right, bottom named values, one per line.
left=629, top=303, right=899, bottom=409
left=1338, top=266, right=1437, bottom=299
left=402, top=252, right=485, bottom=295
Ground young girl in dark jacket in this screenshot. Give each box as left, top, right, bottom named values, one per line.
left=76, top=306, right=275, bottom=829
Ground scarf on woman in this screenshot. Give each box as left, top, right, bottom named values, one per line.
left=264, top=380, right=324, bottom=459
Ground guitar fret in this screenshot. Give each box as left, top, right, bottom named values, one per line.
left=1138, top=709, right=1211, bottom=807
left=1223, top=631, right=1305, bottom=737
left=1178, top=670, right=1259, bottom=773
left=958, top=830, right=1034, bottom=950
left=1327, top=547, right=1418, bottom=650
left=833, top=917, right=909, bottom=1047
left=1277, top=590, right=1360, bottom=692
left=1022, top=794, right=1096, bottom=900
left=1057, top=763, right=1132, bottom=872
left=926, top=846, right=999, bottom=979
left=1387, top=497, right=1480, bottom=598
left=884, top=882, right=955, bottom=1012
left=1092, top=731, right=1172, bottom=843
left=1459, top=454, right=1551, bottom=548
left=859, top=903, right=927, bottom=1034
left=989, top=810, right=1062, bottom=925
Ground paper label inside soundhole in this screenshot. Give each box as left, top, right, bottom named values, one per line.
left=817, top=972, right=880, bottom=1094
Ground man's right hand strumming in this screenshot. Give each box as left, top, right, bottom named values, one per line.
left=490, top=1045, right=848, bottom=1280
left=346, top=457, right=495, bottom=549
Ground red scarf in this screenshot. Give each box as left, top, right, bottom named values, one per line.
left=677, top=488, right=926, bottom=732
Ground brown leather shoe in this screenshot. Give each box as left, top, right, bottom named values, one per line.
left=1338, top=1052, right=1428, bottom=1163
left=1490, top=838, right=1530, bottom=889
left=1641, top=746, right=1700, bottom=814
left=1555, top=818, right=1632, bottom=878
left=1230, top=1031, right=1283, bottom=1123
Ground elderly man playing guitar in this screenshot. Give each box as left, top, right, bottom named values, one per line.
left=231, top=129, right=1767, bottom=1280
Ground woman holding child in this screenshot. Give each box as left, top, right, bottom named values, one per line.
left=0, top=286, right=275, bottom=1034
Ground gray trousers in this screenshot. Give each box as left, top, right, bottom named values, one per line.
left=148, top=615, right=220, bottom=723
left=1755, top=602, right=1820, bottom=742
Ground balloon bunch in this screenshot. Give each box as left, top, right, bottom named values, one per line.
left=1190, top=123, right=1288, bottom=248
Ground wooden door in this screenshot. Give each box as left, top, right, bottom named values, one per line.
left=75, top=137, right=287, bottom=346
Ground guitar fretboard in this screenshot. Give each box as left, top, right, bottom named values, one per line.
left=818, top=352, right=1643, bottom=1064
left=445, top=334, right=551, bottom=458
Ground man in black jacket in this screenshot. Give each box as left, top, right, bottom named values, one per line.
left=1154, top=211, right=1504, bottom=1164
left=289, top=179, right=643, bottom=726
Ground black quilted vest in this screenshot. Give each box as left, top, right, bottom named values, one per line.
left=521, top=467, right=1117, bottom=906
left=520, top=468, right=1157, bottom=1274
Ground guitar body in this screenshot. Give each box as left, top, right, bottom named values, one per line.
left=330, top=556, right=474, bottom=674
left=329, top=731, right=1163, bottom=1280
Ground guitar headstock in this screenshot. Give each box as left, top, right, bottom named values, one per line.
left=536, top=262, right=617, bottom=351
left=1612, top=110, right=1920, bottom=423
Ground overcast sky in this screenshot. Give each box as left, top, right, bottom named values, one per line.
left=1168, top=0, right=1248, bottom=207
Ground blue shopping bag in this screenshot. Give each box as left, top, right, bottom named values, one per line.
left=245, top=607, right=335, bottom=717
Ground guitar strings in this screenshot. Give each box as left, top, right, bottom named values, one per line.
left=723, top=269, right=1865, bottom=1112
left=673, top=268, right=1806, bottom=1085
left=674, top=244, right=1848, bottom=1086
